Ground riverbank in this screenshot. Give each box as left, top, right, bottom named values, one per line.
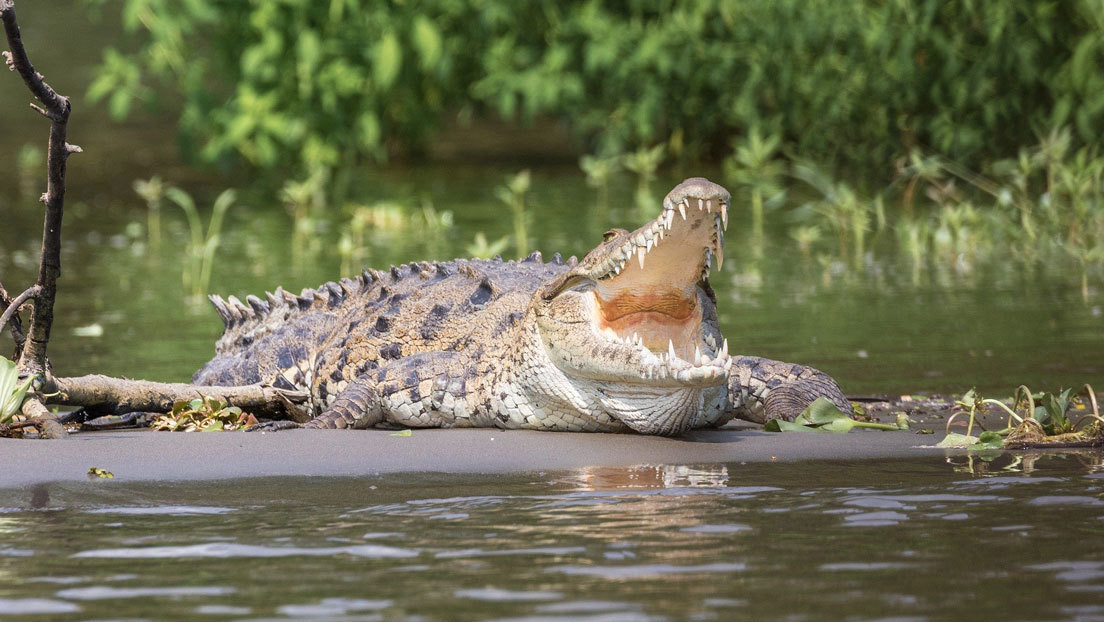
left=0, top=396, right=976, bottom=487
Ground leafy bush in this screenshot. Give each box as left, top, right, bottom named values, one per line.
left=89, top=0, right=1104, bottom=174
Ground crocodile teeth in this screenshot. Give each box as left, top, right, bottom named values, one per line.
left=716, top=240, right=724, bottom=270
left=668, top=339, right=677, bottom=361
left=637, top=247, right=646, bottom=270
left=721, top=203, right=728, bottom=230
left=694, top=345, right=703, bottom=364
left=706, top=199, right=711, bottom=213
left=646, top=238, right=653, bottom=252
left=722, top=338, right=729, bottom=358
left=678, top=201, right=687, bottom=220
left=698, top=198, right=704, bottom=211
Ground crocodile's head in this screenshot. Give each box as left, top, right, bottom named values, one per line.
left=533, top=178, right=731, bottom=434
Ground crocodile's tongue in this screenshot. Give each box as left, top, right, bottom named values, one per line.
left=593, top=200, right=717, bottom=359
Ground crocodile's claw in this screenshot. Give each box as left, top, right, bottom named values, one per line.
left=245, top=420, right=303, bottom=433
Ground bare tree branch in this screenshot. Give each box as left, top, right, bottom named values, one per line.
left=2, top=0, right=80, bottom=381
left=51, top=376, right=312, bottom=422
left=3, top=0, right=81, bottom=438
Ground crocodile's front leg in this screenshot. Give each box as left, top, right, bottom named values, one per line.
left=724, top=355, right=850, bottom=424
left=308, top=352, right=465, bottom=430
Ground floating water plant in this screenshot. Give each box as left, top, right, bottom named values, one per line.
left=941, top=385, right=1103, bottom=449
left=150, top=396, right=257, bottom=432
left=764, top=397, right=906, bottom=433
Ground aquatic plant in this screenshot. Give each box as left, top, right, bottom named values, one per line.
left=724, top=129, right=785, bottom=243
left=133, top=176, right=165, bottom=245
left=281, top=170, right=328, bottom=262
left=622, top=145, right=665, bottom=213
left=764, top=397, right=905, bottom=433
left=0, top=356, right=35, bottom=424
left=941, top=385, right=1103, bottom=449
left=165, top=187, right=237, bottom=298
left=495, top=170, right=532, bottom=257
left=150, top=396, right=257, bottom=432
left=465, top=232, right=510, bottom=260
left=579, top=154, right=621, bottom=206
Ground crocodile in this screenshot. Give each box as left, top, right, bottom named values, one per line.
left=193, top=178, right=849, bottom=435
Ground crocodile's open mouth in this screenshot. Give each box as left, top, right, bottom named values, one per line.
left=587, top=178, right=730, bottom=383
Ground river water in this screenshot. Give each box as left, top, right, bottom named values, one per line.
left=3, top=455, right=1104, bottom=620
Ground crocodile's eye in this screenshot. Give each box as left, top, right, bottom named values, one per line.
left=602, top=230, right=619, bottom=242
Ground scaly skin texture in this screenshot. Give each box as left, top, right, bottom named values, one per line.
left=193, top=178, right=849, bottom=434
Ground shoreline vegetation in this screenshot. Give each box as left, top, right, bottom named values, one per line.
left=75, top=0, right=1104, bottom=297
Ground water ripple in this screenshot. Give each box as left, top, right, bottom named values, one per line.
left=85, top=505, right=237, bottom=515
left=547, top=562, right=746, bottom=579
left=1027, top=495, right=1104, bottom=507
left=0, top=598, right=80, bottom=614
left=276, top=597, right=392, bottom=616
left=72, top=542, right=418, bottom=559
left=455, top=588, right=563, bottom=602
left=55, top=586, right=235, bottom=600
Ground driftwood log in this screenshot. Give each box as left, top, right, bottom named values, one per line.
left=2, top=1, right=301, bottom=437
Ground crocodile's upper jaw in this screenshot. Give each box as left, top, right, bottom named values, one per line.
left=534, top=177, right=731, bottom=397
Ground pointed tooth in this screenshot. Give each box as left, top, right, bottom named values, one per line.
left=646, top=238, right=653, bottom=252
left=698, top=198, right=704, bottom=211
left=637, top=247, right=646, bottom=270
left=694, top=345, right=702, bottom=364
left=716, top=242, right=724, bottom=270
left=722, top=338, right=729, bottom=358
left=721, top=204, right=728, bottom=230
left=668, top=339, right=677, bottom=361
left=706, top=198, right=712, bottom=213
left=678, top=202, right=687, bottom=220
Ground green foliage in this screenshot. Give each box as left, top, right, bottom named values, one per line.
left=764, top=397, right=903, bottom=433
left=0, top=356, right=35, bottom=423
left=150, top=396, right=256, bottom=432
left=91, top=0, right=1104, bottom=174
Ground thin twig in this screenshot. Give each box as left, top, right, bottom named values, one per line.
left=0, top=281, right=29, bottom=357
left=0, top=284, right=39, bottom=335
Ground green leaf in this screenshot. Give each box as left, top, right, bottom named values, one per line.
left=819, top=417, right=858, bottom=433
left=968, top=431, right=1004, bottom=450
left=764, top=419, right=816, bottom=433
left=373, top=33, right=402, bottom=89
left=202, top=420, right=224, bottom=432
left=936, top=433, right=979, bottom=448
left=389, top=429, right=413, bottom=437
left=795, top=397, right=850, bottom=425
left=412, top=15, right=442, bottom=71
